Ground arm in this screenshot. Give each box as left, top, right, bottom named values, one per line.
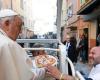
left=31, top=68, right=45, bottom=80
left=9, top=42, right=46, bottom=80
left=46, top=65, right=75, bottom=80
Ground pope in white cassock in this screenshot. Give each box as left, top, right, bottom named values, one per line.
left=0, top=9, right=45, bottom=80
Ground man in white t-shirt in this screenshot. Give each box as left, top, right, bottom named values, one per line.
left=88, top=47, right=100, bottom=80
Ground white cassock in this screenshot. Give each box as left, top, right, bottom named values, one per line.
left=0, top=29, right=45, bottom=80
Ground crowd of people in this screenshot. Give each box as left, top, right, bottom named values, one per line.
left=63, top=34, right=88, bottom=63
left=0, top=9, right=100, bottom=80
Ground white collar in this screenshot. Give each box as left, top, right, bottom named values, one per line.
left=0, top=28, right=8, bottom=36
left=0, top=28, right=17, bottom=42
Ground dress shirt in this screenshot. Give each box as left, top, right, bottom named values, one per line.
left=66, top=42, right=70, bottom=51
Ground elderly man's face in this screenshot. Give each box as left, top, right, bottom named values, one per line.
left=8, top=16, right=23, bottom=41
left=89, top=47, right=100, bottom=66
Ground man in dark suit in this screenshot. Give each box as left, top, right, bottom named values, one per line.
left=66, top=36, right=77, bottom=75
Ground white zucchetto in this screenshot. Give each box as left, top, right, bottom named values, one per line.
left=0, top=9, right=18, bottom=18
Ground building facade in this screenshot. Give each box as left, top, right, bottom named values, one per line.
left=1, top=0, right=24, bottom=16
left=60, top=0, right=67, bottom=42
left=23, top=0, right=35, bottom=31
left=11, top=0, right=24, bottom=16
left=62, top=0, right=95, bottom=61
left=0, top=0, right=12, bottom=9
left=63, top=0, right=100, bottom=61
left=77, top=0, right=100, bottom=49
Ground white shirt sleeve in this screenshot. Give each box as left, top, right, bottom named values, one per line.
left=32, top=60, right=46, bottom=80
left=32, top=68, right=45, bottom=80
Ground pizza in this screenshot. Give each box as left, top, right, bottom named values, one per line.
left=35, top=55, right=57, bottom=68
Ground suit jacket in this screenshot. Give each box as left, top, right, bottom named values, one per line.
left=67, top=43, right=76, bottom=62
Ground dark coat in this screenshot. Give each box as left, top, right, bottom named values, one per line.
left=67, top=43, right=77, bottom=62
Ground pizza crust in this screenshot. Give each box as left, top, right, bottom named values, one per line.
left=35, top=55, right=57, bottom=68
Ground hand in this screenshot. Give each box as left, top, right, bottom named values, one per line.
left=46, top=65, right=61, bottom=79
left=45, top=65, right=75, bottom=80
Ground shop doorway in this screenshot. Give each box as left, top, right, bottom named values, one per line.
left=83, top=28, right=88, bottom=61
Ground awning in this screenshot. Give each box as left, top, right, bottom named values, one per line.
left=77, top=0, right=100, bottom=15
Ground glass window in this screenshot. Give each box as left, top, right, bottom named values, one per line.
left=67, top=4, right=73, bottom=17
left=80, top=0, right=85, bottom=5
